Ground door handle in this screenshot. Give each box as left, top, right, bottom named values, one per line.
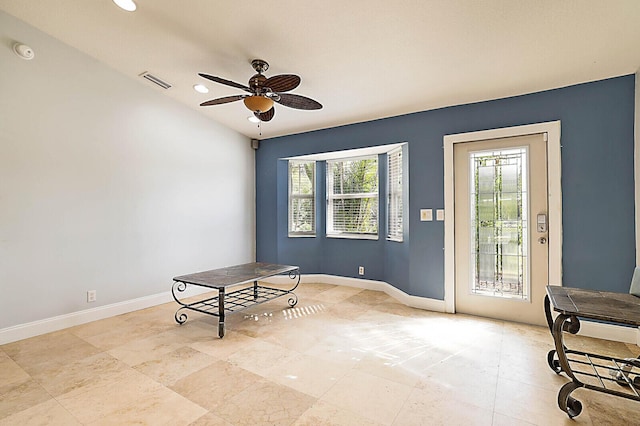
left=538, top=237, right=547, bottom=244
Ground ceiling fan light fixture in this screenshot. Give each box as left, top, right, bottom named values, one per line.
left=113, top=0, right=137, bottom=12
left=243, top=96, right=274, bottom=113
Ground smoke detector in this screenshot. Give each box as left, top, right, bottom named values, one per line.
left=13, top=43, right=35, bottom=60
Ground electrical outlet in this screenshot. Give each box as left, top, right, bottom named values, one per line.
left=87, top=290, right=96, bottom=303
left=358, top=266, right=364, bottom=275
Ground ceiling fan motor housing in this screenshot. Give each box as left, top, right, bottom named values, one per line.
left=249, top=73, right=267, bottom=90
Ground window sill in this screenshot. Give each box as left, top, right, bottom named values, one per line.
left=326, top=233, right=379, bottom=241
left=288, top=234, right=316, bottom=238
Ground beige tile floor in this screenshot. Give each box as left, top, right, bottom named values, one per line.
left=1, top=283, right=638, bottom=425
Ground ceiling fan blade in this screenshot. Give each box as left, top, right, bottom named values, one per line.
left=255, top=108, right=275, bottom=122
left=264, top=74, right=301, bottom=92
left=276, top=93, right=323, bottom=110
left=200, top=95, right=246, bottom=106
left=198, top=73, right=251, bottom=92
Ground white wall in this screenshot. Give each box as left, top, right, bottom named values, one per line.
left=0, top=11, right=254, bottom=329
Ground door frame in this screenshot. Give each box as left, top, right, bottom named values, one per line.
left=443, top=121, right=562, bottom=313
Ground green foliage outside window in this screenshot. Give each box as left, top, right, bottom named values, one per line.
left=327, top=157, right=378, bottom=235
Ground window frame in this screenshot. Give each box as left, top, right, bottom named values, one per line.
left=326, top=155, right=379, bottom=240
left=288, top=160, right=316, bottom=237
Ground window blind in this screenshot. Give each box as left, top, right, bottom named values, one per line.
left=387, top=147, right=403, bottom=241
left=288, top=160, right=315, bottom=236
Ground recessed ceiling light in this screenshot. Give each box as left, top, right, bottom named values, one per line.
left=113, top=0, right=137, bottom=12
left=247, top=116, right=260, bottom=123
left=193, top=84, right=209, bottom=94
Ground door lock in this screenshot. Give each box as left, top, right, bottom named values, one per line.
left=538, top=236, right=547, bottom=244
left=537, top=213, right=547, bottom=233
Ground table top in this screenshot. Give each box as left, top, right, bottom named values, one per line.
left=173, top=262, right=298, bottom=289
left=546, top=285, right=640, bottom=327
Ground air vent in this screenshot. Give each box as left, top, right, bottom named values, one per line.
left=139, top=72, right=172, bottom=89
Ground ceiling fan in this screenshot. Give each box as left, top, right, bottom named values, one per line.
left=198, top=59, right=322, bottom=122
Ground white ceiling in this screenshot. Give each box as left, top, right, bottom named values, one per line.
left=2, top=1, right=640, bottom=139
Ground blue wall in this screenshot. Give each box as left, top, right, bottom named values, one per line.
left=256, top=75, right=636, bottom=297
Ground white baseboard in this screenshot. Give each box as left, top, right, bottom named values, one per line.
left=2, top=275, right=637, bottom=347
left=578, top=320, right=640, bottom=346
left=263, top=274, right=447, bottom=312
left=0, top=286, right=211, bottom=345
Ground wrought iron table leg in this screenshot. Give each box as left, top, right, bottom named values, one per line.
left=218, top=287, right=225, bottom=338
left=286, top=269, right=300, bottom=307
left=172, top=281, right=189, bottom=324
left=552, top=313, right=585, bottom=418
left=547, top=349, right=562, bottom=374
left=558, top=381, right=583, bottom=418
left=544, top=294, right=554, bottom=333
left=552, top=314, right=580, bottom=378
left=544, top=295, right=563, bottom=374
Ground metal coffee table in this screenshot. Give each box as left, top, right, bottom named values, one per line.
left=172, top=262, right=300, bottom=338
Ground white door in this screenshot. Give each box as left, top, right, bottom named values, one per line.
left=454, top=133, right=549, bottom=325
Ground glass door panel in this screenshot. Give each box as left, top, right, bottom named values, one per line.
left=469, top=148, right=528, bottom=300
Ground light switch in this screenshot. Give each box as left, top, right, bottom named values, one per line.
left=436, top=209, right=445, bottom=221
left=420, top=209, right=433, bottom=221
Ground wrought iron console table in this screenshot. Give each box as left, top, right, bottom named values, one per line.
left=545, top=285, right=640, bottom=418
left=172, top=262, right=300, bottom=338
